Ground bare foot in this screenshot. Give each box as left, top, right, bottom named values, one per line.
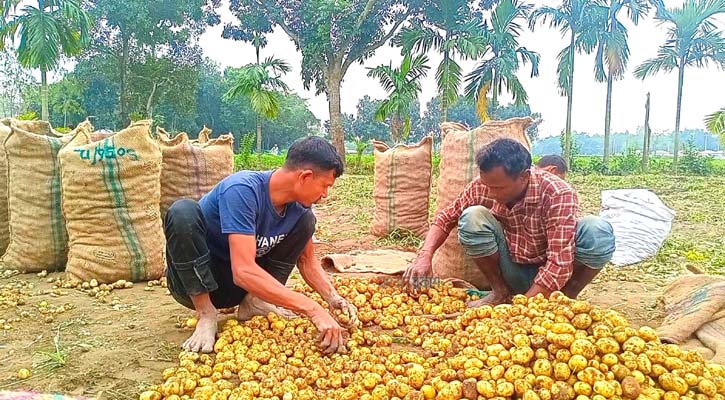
left=182, top=312, right=217, bottom=353
left=467, top=291, right=512, bottom=307
left=237, top=294, right=299, bottom=321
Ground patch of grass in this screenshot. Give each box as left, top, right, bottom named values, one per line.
left=373, top=229, right=423, bottom=250
left=33, top=329, right=69, bottom=371
left=153, top=340, right=180, bottom=362
left=316, top=175, right=375, bottom=240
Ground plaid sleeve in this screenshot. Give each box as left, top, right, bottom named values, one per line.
left=534, top=190, right=579, bottom=292
left=432, top=179, right=493, bottom=234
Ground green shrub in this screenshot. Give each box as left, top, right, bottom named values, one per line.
left=610, top=148, right=642, bottom=175
left=680, top=140, right=713, bottom=175
left=571, top=156, right=607, bottom=175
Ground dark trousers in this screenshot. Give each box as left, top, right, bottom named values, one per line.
left=164, top=199, right=315, bottom=309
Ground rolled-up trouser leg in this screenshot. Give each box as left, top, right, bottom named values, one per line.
left=164, top=199, right=218, bottom=310
left=574, top=216, right=616, bottom=269
left=457, top=206, right=538, bottom=294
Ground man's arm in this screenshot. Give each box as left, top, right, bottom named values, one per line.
left=229, top=234, right=349, bottom=354
left=430, top=178, right=492, bottom=235
left=296, top=238, right=335, bottom=300
left=296, top=238, right=359, bottom=327
left=228, top=234, right=322, bottom=316
left=404, top=179, right=493, bottom=287
left=527, top=191, right=579, bottom=297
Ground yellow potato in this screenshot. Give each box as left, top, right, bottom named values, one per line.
left=139, top=391, right=162, bottom=400
left=593, top=381, right=615, bottom=398
left=496, top=381, right=515, bottom=397
left=697, top=379, right=717, bottom=397
left=568, top=355, right=588, bottom=373
left=554, top=363, right=572, bottom=381
left=574, top=382, right=593, bottom=396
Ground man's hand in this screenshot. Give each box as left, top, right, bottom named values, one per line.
left=524, top=283, right=552, bottom=299
left=309, top=306, right=347, bottom=354
left=325, top=293, right=360, bottom=329
left=403, top=252, right=434, bottom=292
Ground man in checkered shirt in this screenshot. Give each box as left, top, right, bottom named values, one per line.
left=404, top=139, right=615, bottom=306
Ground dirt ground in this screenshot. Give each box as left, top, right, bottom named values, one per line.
left=1, top=174, right=721, bottom=399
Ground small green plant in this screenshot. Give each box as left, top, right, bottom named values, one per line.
left=55, top=127, right=72, bottom=134
left=152, top=114, right=166, bottom=134
left=16, top=111, right=38, bottom=121
left=559, top=130, right=581, bottom=161
left=34, top=330, right=69, bottom=371
left=235, top=133, right=256, bottom=169
left=128, top=112, right=144, bottom=122
left=353, top=136, right=370, bottom=167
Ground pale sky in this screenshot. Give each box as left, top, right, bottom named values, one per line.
left=199, top=0, right=725, bottom=138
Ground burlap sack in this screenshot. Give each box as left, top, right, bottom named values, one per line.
left=1, top=120, right=91, bottom=272
left=371, top=136, right=432, bottom=238
left=321, top=250, right=417, bottom=274
left=155, top=126, right=171, bottom=141
left=195, top=126, right=211, bottom=144
left=656, top=274, right=725, bottom=364
left=695, top=317, right=725, bottom=364
left=657, top=274, right=725, bottom=341
left=60, top=120, right=165, bottom=283
left=158, top=131, right=234, bottom=217
left=432, top=117, right=533, bottom=289
left=160, top=131, right=189, bottom=146
left=0, top=121, right=11, bottom=254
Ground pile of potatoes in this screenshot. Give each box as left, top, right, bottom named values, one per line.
left=141, top=278, right=725, bottom=400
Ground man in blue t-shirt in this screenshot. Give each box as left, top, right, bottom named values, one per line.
left=164, top=137, right=358, bottom=354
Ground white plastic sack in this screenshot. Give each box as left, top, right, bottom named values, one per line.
left=599, top=189, right=675, bottom=266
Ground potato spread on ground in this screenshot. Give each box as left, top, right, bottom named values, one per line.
left=140, top=277, right=725, bottom=400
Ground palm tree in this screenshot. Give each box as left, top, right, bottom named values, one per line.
left=634, top=0, right=725, bottom=167
left=596, top=0, right=649, bottom=164
left=465, top=0, right=540, bottom=122
left=705, top=108, right=725, bottom=141
left=367, top=54, right=430, bottom=143
left=395, top=0, right=486, bottom=122
left=0, top=0, right=91, bottom=121
left=530, top=0, right=606, bottom=164
left=224, top=57, right=290, bottom=154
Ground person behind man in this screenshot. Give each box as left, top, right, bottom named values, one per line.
left=404, top=139, right=615, bottom=306
left=536, top=154, right=568, bottom=180
left=164, top=137, right=358, bottom=354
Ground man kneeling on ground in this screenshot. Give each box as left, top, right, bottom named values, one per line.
left=404, top=139, right=615, bottom=306
left=164, top=137, right=358, bottom=354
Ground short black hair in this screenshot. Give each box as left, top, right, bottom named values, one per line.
left=536, top=154, right=568, bottom=173
left=284, top=136, right=344, bottom=178
left=476, top=138, right=532, bottom=178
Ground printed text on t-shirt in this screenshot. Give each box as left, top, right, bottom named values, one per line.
left=256, top=234, right=286, bottom=256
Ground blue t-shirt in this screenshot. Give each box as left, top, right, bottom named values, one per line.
left=199, top=170, right=308, bottom=262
